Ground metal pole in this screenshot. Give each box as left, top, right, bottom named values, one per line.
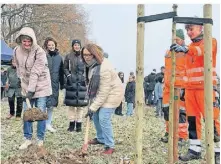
left=135, top=4, right=145, bottom=164
left=204, top=4, right=214, bottom=164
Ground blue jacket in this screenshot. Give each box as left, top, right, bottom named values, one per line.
left=154, top=82, right=163, bottom=101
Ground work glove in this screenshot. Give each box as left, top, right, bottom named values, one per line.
left=67, top=74, right=72, bottom=86
left=85, top=108, right=93, bottom=120
left=170, top=44, right=189, bottom=53
left=23, top=91, right=35, bottom=101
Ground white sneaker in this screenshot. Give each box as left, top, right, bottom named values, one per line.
left=19, top=139, right=32, bottom=150
left=37, top=140, right=44, bottom=147
left=46, top=124, right=56, bottom=133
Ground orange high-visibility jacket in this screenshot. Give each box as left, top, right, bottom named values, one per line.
left=185, top=38, right=217, bottom=89
left=164, top=50, right=186, bottom=88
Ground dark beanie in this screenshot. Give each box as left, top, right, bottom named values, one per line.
left=72, top=39, right=81, bottom=47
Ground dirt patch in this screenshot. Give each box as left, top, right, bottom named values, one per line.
left=1, top=145, right=89, bottom=164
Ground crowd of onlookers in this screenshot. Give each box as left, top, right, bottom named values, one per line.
left=0, top=26, right=138, bottom=155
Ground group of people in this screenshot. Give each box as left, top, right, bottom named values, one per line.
left=1, top=20, right=220, bottom=162
left=3, top=26, right=125, bottom=155
left=114, top=71, right=136, bottom=116
left=143, top=67, right=165, bottom=107
left=151, top=24, right=220, bottom=163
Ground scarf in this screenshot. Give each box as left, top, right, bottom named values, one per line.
left=48, top=49, right=58, bottom=56
left=87, top=63, right=101, bottom=100
left=192, top=33, right=203, bottom=43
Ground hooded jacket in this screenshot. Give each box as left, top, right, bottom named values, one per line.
left=14, top=27, right=52, bottom=98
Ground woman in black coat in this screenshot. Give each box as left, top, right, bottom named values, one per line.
left=125, top=75, right=136, bottom=116
left=63, top=39, right=88, bottom=132
left=44, top=37, right=64, bottom=133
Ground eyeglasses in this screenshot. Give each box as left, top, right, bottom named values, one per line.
left=83, top=53, right=93, bottom=57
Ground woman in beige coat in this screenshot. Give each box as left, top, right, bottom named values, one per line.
left=13, top=27, right=52, bottom=149
left=83, top=43, right=124, bottom=155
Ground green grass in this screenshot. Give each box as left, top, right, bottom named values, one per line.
left=1, top=93, right=211, bottom=163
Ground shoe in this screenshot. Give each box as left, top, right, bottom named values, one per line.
left=46, top=124, right=56, bottom=133
left=103, top=147, right=114, bottom=155
left=6, top=114, right=14, bottom=119
left=76, top=122, right=82, bottom=132
left=67, top=121, right=75, bottom=132
left=215, top=153, right=220, bottom=164
left=37, top=140, right=44, bottom=147
left=19, top=139, right=32, bottom=150
left=160, top=132, right=168, bottom=143
left=88, top=138, right=104, bottom=145
left=179, top=149, right=201, bottom=161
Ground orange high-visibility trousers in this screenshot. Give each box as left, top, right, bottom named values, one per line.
left=162, top=87, right=188, bottom=139
left=185, top=89, right=220, bottom=140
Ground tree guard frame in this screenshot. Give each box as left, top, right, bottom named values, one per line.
left=136, top=4, right=214, bottom=164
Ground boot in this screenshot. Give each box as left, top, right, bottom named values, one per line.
left=67, top=121, right=75, bottom=132
left=76, top=122, right=82, bottom=132
left=160, top=132, right=168, bottom=143
left=179, top=149, right=201, bottom=161
left=215, top=153, right=220, bottom=164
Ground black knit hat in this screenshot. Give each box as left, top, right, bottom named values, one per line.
left=72, top=39, right=81, bottom=47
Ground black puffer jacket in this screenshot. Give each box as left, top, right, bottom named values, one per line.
left=144, top=72, right=156, bottom=91
left=125, top=81, right=135, bottom=103
left=63, top=51, right=88, bottom=107
left=46, top=50, right=64, bottom=107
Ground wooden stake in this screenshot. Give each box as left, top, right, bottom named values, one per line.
left=168, top=4, right=177, bottom=164
left=173, top=88, right=180, bottom=162
left=204, top=4, right=215, bottom=164
left=135, top=4, right=145, bottom=164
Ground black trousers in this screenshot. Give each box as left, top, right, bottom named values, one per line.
left=1, top=87, right=4, bottom=99
left=146, top=90, right=153, bottom=105
left=115, top=102, right=123, bottom=115
left=8, top=94, right=23, bottom=117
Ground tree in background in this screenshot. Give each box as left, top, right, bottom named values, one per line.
left=1, top=4, right=90, bottom=55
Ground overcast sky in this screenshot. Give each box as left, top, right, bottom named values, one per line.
left=83, top=4, right=220, bottom=79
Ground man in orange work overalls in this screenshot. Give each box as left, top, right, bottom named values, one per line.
left=170, top=24, right=220, bottom=163
left=161, top=29, right=188, bottom=144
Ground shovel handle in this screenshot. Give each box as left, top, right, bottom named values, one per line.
left=21, top=87, right=32, bottom=109
left=25, top=98, right=32, bottom=109
left=83, top=116, right=90, bottom=145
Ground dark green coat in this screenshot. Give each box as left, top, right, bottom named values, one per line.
left=6, top=67, right=22, bottom=98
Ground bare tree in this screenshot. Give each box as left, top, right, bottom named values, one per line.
left=1, top=4, right=90, bottom=54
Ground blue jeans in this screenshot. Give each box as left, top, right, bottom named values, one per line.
left=92, top=107, right=115, bottom=148
left=126, top=103, right=133, bottom=116
left=46, top=107, right=53, bottom=126
left=156, top=98, right=163, bottom=116
left=23, top=97, right=47, bottom=140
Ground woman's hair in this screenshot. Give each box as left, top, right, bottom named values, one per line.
left=130, top=75, right=135, bottom=80
left=43, top=37, right=57, bottom=50
left=81, top=43, right=104, bottom=64
left=118, top=72, right=124, bottom=83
